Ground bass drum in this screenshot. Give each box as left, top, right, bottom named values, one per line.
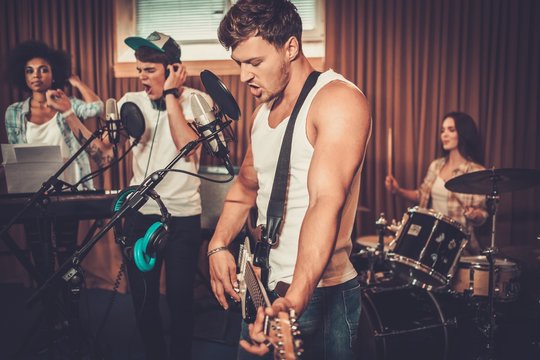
left=357, top=284, right=462, bottom=360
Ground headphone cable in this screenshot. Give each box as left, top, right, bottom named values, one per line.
left=143, top=108, right=162, bottom=179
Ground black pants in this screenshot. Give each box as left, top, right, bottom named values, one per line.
left=124, top=212, right=202, bottom=360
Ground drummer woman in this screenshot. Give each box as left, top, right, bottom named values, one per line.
left=385, top=112, right=488, bottom=255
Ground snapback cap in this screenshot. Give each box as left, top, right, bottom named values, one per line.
left=125, top=31, right=181, bottom=63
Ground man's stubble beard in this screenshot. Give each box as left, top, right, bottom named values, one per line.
left=261, top=60, right=290, bottom=104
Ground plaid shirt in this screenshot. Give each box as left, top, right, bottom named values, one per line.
left=418, top=157, right=488, bottom=253
left=5, top=97, right=103, bottom=190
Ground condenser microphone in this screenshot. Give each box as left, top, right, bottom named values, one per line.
left=105, top=98, right=121, bottom=146
left=190, top=93, right=234, bottom=176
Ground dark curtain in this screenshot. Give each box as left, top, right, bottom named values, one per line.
left=1, top=0, right=539, bottom=288
left=326, top=0, right=540, bottom=252
left=0, top=0, right=123, bottom=289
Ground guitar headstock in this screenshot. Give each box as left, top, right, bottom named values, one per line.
left=266, top=309, right=303, bottom=360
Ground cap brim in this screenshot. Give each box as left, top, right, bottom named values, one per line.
left=124, top=36, right=165, bottom=53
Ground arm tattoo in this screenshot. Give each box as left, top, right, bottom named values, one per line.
left=76, top=130, right=112, bottom=167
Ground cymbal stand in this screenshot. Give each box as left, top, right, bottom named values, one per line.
left=376, top=213, right=388, bottom=264
left=362, top=213, right=387, bottom=285
left=479, top=174, right=500, bottom=360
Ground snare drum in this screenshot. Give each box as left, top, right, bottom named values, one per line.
left=451, top=256, right=521, bottom=302
left=387, top=207, right=469, bottom=290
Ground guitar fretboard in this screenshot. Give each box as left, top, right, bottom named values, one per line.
left=245, top=262, right=270, bottom=309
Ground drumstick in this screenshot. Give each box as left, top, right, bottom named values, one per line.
left=387, top=127, right=393, bottom=176
left=453, top=194, right=473, bottom=219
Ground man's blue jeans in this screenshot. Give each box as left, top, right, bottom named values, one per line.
left=238, top=278, right=361, bottom=360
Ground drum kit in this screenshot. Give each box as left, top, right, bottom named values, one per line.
left=354, top=168, right=540, bottom=360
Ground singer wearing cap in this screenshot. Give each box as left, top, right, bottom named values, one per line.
left=118, top=31, right=213, bottom=359
left=4, top=40, right=110, bottom=276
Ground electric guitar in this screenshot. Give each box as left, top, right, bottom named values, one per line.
left=237, top=237, right=303, bottom=360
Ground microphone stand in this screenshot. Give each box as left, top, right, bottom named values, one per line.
left=27, top=137, right=203, bottom=307
left=0, top=126, right=105, bottom=285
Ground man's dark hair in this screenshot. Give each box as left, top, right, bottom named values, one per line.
left=441, top=111, right=485, bottom=165
left=134, top=46, right=170, bottom=70
left=134, top=37, right=181, bottom=69
left=6, top=40, right=70, bottom=92
left=218, top=0, right=303, bottom=51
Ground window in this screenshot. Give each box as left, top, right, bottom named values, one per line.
left=115, top=0, right=325, bottom=74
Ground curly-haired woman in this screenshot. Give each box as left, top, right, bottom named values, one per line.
left=4, top=40, right=111, bottom=274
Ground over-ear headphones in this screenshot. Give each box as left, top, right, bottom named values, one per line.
left=112, top=186, right=171, bottom=272
left=151, top=98, right=166, bottom=111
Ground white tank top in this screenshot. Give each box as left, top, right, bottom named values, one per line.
left=26, top=116, right=79, bottom=184
left=251, top=70, right=362, bottom=289
left=431, top=176, right=450, bottom=216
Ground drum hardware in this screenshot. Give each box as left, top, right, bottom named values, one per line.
left=375, top=213, right=388, bottom=265
left=353, top=214, right=398, bottom=285
left=445, top=167, right=540, bottom=360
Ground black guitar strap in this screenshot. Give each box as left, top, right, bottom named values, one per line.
left=265, top=71, right=322, bottom=244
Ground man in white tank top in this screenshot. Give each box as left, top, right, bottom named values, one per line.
left=207, top=1, right=371, bottom=359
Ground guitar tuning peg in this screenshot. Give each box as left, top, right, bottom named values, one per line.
left=293, top=330, right=301, bottom=336
left=278, top=341, right=284, bottom=347
left=277, top=333, right=283, bottom=339
left=291, top=324, right=298, bottom=331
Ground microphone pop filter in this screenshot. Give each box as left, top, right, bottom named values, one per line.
left=120, top=101, right=146, bottom=139
left=200, top=70, right=241, bottom=121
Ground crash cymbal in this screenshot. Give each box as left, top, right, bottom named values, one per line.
left=445, top=168, right=540, bottom=195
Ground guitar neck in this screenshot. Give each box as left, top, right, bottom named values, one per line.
left=245, top=261, right=271, bottom=309
left=238, top=240, right=303, bottom=359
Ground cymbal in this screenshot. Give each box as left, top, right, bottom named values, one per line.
left=445, top=168, right=540, bottom=195
left=355, top=235, right=393, bottom=251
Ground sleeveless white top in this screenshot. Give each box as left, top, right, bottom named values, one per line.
left=251, top=69, right=363, bottom=290
left=26, top=116, right=78, bottom=184
left=431, top=176, right=450, bottom=216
